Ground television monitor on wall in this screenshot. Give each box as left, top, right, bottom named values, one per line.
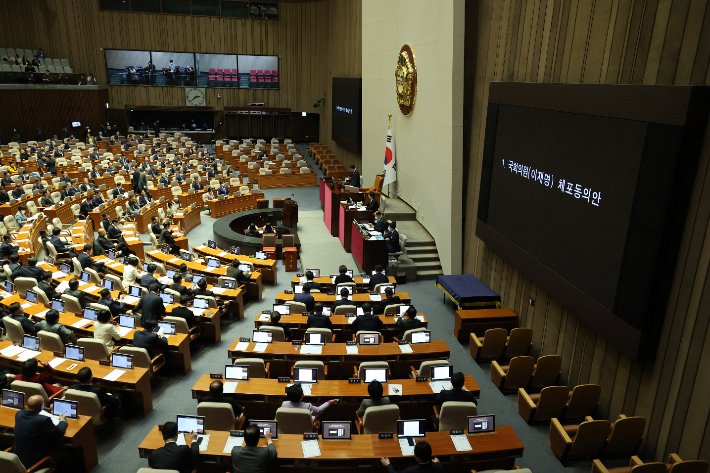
left=332, top=77, right=362, bottom=153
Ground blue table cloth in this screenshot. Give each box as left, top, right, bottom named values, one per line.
left=436, top=274, right=501, bottom=310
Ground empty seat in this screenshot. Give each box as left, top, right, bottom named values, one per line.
left=197, top=402, right=243, bottom=431
left=470, top=328, right=508, bottom=361
left=232, top=358, right=269, bottom=378
left=503, top=327, right=533, bottom=358
left=518, top=385, right=569, bottom=424
left=592, top=454, right=707, bottom=473
left=565, top=384, right=602, bottom=420
left=275, top=407, right=316, bottom=434
left=434, top=401, right=477, bottom=431
left=356, top=404, right=400, bottom=434
left=550, top=417, right=611, bottom=462
left=491, top=355, right=535, bottom=391
left=529, top=355, right=562, bottom=391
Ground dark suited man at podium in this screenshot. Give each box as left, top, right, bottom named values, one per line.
left=366, top=191, right=379, bottom=212
left=349, top=164, right=360, bottom=188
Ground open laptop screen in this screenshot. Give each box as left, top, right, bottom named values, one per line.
left=468, top=415, right=495, bottom=434
left=225, top=365, right=249, bottom=380
left=363, top=368, right=388, bottom=384
left=1, top=389, right=24, bottom=409
left=322, top=421, right=351, bottom=440
left=410, top=331, right=431, bottom=344
left=293, top=368, right=318, bottom=384
left=247, top=420, right=278, bottom=439
left=397, top=419, right=426, bottom=438
left=177, top=415, right=205, bottom=434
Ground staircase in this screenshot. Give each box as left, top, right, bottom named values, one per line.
left=382, top=197, right=443, bottom=280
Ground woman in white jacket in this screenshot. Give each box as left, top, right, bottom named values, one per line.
left=122, top=255, right=141, bottom=289
left=93, top=309, right=121, bottom=349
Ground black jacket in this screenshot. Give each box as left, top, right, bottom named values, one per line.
left=352, top=314, right=384, bottom=332
left=133, top=329, right=169, bottom=358
left=334, top=274, right=354, bottom=285
left=97, top=235, right=115, bottom=250
left=78, top=252, right=103, bottom=270
left=98, top=297, right=125, bottom=317
left=303, top=281, right=321, bottom=292
left=12, top=410, right=68, bottom=469
left=38, top=281, right=59, bottom=300
left=171, top=305, right=203, bottom=328
left=396, top=317, right=422, bottom=339
left=136, top=292, right=165, bottom=325
left=68, top=383, right=113, bottom=406
left=11, top=265, right=44, bottom=281
left=64, top=287, right=89, bottom=309
left=150, top=440, right=199, bottom=473
left=0, top=241, right=19, bottom=259
left=10, top=314, right=36, bottom=335
left=293, top=292, right=315, bottom=311
left=307, top=314, right=333, bottom=330
left=369, top=272, right=389, bottom=290
left=434, top=387, right=477, bottom=409
left=375, top=296, right=402, bottom=315
left=168, top=283, right=192, bottom=297
left=203, top=393, right=243, bottom=416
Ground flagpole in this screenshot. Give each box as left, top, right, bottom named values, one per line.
left=387, top=114, right=392, bottom=199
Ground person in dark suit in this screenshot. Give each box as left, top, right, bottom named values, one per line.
left=0, top=188, right=10, bottom=204
left=225, top=260, right=251, bottom=285
left=1, top=171, right=14, bottom=187
left=133, top=317, right=168, bottom=358
left=69, top=367, right=122, bottom=418
left=49, top=228, right=77, bottom=257
left=0, top=234, right=19, bottom=260
left=192, top=178, right=204, bottom=191
left=11, top=256, right=44, bottom=281
left=262, top=312, right=292, bottom=339
left=352, top=303, right=384, bottom=332
left=370, top=265, right=389, bottom=290
left=66, top=182, right=80, bottom=197
left=98, top=288, right=127, bottom=317
left=158, top=173, right=170, bottom=187
left=307, top=303, right=333, bottom=330
left=38, top=270, right=59, bottom=300
left=396, top=306, right=422, bottom=339
left=79, top=196, right=94, bottom=218
left=6, top=252, right=22, bottom=275
left=136, top=283, right=165, bottom=326
left=294, top=285, right=315, bottom=311
left=89, top=169, right=102, bottom=179
left=112, top=182, right=125, bottom=199
left=334, top=265, right=354, bottom=285
left=13, top=394, right=78, bottom=473
left=92, top=190, right=104, bottom=207
left=7, top=302, right=36, bottom=335
left=349, top=164, right=360, bottom=187
left=331, top=288, right=353, bottom=310
left=171, top=294, right=203, bottom=328
left=139, top=189, right=153, bottom=206
left=79, top=178, right=92, bottom=193
left=101, top=213, right=112, bottom=232
left=193, top=278, right=219, bottom=302
left=107, top=218, right=122, bottom=239
left=204, top=380, right=243, bottom=415
left=434, top=372, right=476, bottom=409
left=231, top=423, right=277, bottom=473
left=150, top=421, right=199, bottom=473
left=381, top=441, right=443, bottom=473
left=366, top=191, right=379, bottom=212
left=11, top=185, right=25, bottom=200
left=217, top=182, right=229, bottom=196
left=64, top=278, right=89, bottom=309
left=302, top=271, right=321, bottom=292
left=168, top=274, right=192, bottom=298
left=386, top=221, right=400, bottom=253
left=140, top=263, right=164, bottom=289
left=96, top=228, right=115, bottom=251
left=159, top=226, right=180, bottom=256
left=375, top=287, right=401, bottom=315
left=39, top=190, right=53, bottom=207
left=373, top=212, right=388, bottom=234
left=78, top=244, right=106, bottom=275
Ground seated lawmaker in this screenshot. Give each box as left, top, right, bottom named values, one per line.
left=140, top=263, right=166, bottom=290
left=231, top=424, right=277, bottom=473
left=150, top=421, right=199, bottom=473
left=385, top=221, right=400, bottom=253
left=302, top=271, right=321, bottom=292
left=370, top=265, right=389, bottom=290
left=69, top=367, right=122, bottom=419
left=204, top=380, right=243, bottom=415
left=293, top=284, right=315, bottom=311
left=356, top=379, right=391, bottom=418
left=98, top=289, right=127, bottom=317
left=168, top=274, right=193, bottom=298
left=170, top=294, right=204, bottom=328
left=38, top=270, right=59, bottom=301
left=366, top=191, right=379, bottom=212
left=373, top=211, right=388, bottom=234
left=64, top=277, right=89, bottom=309
left=262, top=312, right=292, bottom=339
left=16, top=358, right=63, bottom=396
left=225, top=259, right=251, bottom=285
left=93, top=309, right=122, bottom=350
left=78, top=244, right=106, bottom=274
left=35, top=309, right=77, bottom=346
left=11, top=256, right=43, bottom=281
left=0, top=234, right=19, bottom=260
left=396, top=305, right=422, bottom=339
left=307, top=302, right=332, bottom=330
left=375, top=287, right=401, bottom=315
left=49, top=228, right=77, bottom=257
left=332, top=287, right=352, bottom=310
left=352, top=303, right=384, bottom=332
left=7, top=302, right=36, bottom=335
left=133, top=318, right=168, bottom=358
left=381, top=441, right=442, bottom=473
left=281, top=383, right=338, bottom=420
left=334, top=265, right=354, bottom=285
left=434, top=371, right=476, bottom=409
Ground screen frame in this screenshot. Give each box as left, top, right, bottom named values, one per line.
left=331, top=77, right=362, bottom=153
left=396, top=419, right=426, bottom=438
left=247, top=420, right=278, bottom=439
left=176, top=414, right=206, bottom=434
left=322, top=420, right=352, bottom=440
left=467, top=414, right=496, bottom=434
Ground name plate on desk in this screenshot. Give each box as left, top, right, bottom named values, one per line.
left=379, top=433, right=394, bottom=439
left=328, top=292, right=335, bottom=295
left=53, top=352, right=64, bottom=358
left=416, top=377, right=427, bottom=382
left=99, top=360, right=110, bottom=366
left=240, top=337, right=250, bottom=342
left=450, top=429, right=464, bottom=436
left=304, top=433, right=318, bottom=440
left=284, top=290, right=293, bottom=294
left=346, top=341, right=356, bottom=346
left=210, top=373, right=223, bottom=379
left=349, top=378, right=361, bottom=384
left=230, top=430, right=244, bottom=437
left=261, top=310, right=271, bottom=315
left=292, top=341, right=302, bottom=345
left=296, top=274, right=304, bottom=277
left=278, top=377, right=290, bottom=383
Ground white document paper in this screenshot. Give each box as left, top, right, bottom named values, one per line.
left=416, top=315, right=425, bottom=322
left=301, top=439, right=321, bottom=458
left=399, top=438, right=415, bottom=456
left=104, top=369, right=126, bottom=382
left=55, top=281, right=70, bottom=293
left=211, top=287, right=227, bottom=294
left=21, top=303, right=33, bottom=309
left=429, top=381, right=453, bottom=393
left=118, top=326, right=133, bottom=337
left=346, top=345, right=359, bottom=355
left=169, top=258, right=180, bottom=263
left=52, top=271, right=67, bottom=279
left=388, top=384, right=403, bottom=396
left=300, top=345, right=322, bottom=355
left=223, top=381, right=239, bottom=394
left=235, top=342, right=249, bottom=351
left=399, top=344, right=414, bottom=354
left=122, top=295, right=140, bottom=304
left=16, top=349, right=41, bottom=361
left=71, top=319, right=92, bottom=328
left=347, top=317, right=356, bottom=324
left=195, top=245, right=205, bottom=250
left=223, top=435, right=244, bottom=453
left=84, top=285, right=100, bottom=293
left=48, top=357, right=66, bottom=368
left=190, top=308, right=207, bottom=316
left=258, top=313, right=270, bottom=321
left=158, top=277, right=172, bottom=285
left=450, top=434, right=473, bottom=452
left=218, top=252, right=227, bottom=257
left=38, top=410, right=61, bottom=426
left=0, top=345, right=26, bottom=357
left=34, top=309, right=49, bottom=319
left=107, top=262, right=122, bottom=269
left=253, top=343, right=268, bottom=352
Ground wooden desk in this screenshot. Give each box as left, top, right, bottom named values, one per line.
left=88, top=196, right=129, bottom=230
left=0, top=339, right=153, bottom=416
left=138, top=426, right=521, bottom=472
left=177, top=191, right=205, bottom=209
left=135, top=200, right=169, bottom=233
left=228, top=340, right=449, bottom=379
left=339, top=203, right=373, bottom=252
left=173, top=205, right=201, bottom=235
left=206, top=193, right=260, bottom=218
left=352, top=222, right=388, bottom=273
left=257, top=172, right=318, bottom=189
left=274, top=292, right=411, bottom=305
left=43, top=194, right=83, bottom=225
left=0, top=406, right=99, bottom=471
left=454, top=308, right=519, bottom=343
left=190, top=374, right=478, bottom=420
left=193, top=245, right=277, bottom=285
left=289, top=275, right=395, bottom=290
left=323, top=184, right=365, bottom=237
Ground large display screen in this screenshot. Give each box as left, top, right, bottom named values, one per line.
left=332, top=78, right=362, bottom=152
left=476, top=83, right=710, bottom=360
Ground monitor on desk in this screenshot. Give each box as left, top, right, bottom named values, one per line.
left=379, top=284, right=394, bottom=295
left=83, top=308, right=98, bottom=321
left=397, top=305, right=411, bottom=316
left=142, top=263, right=150, bottom=272
left=306, top=268, right=320, bottom=278
left=52, top=399, right=78, bottom=419
left=51, top=300, right=64, bottom=312
left=293, top=368, right=318, bottom=383
left=410, top=331, right=431, bottom=344
left=166, top=270, right=176, bottom=279
left=65, top=345, right=84, bottom=362
left=112, top=353, right=134, bottom=370
left=158, top=321, right=176, bottom=335
left=221, top=279, right=236, bottom=289
left=107, top=249, right=116, bottom=259
left=119, top=315, right=135, bottom=329
left=252, top=330, right=273, bottom=343
left=177, top=415, right=205, bottom=434
left=238, top=264, right=251, bottom=273
left=304, top=332, right=325, bottom=346
left=322, top=421, right=352, bottom=440
left=397, top=419, right=426, bottom=438
left=25, top=290, right=37, bottom=303
left=293, top=284, right=303, bottom=294
left=160, top=293, right=175, bottom=304
left=128, top=285, right=142, bottom=297
left=3, top=281, right=12, bottom=293
left=207, top=240, right=216, bottom=249
left=193, top=298, right=209, bottom=309
left=273, top=304, right=290, bottom=315
left=206, top=257, right=220, bottom=268
left=161, top=245, right=170, bottom=254
left=1, top=389, right=24, bottom=409
left=340, top=286, right=354, bottom=296
left=192, top=275, right=204, bottom=285
left=363, top=368, right=388, bottom=384
left=468, top=415, right=495, bottom=434
left=357, top=332, right=380, bottom=346
left=322, top=306, right=332, bottom=317
left=247, top=420, right=278, bottom=439
left=346, top=270, right=353, bottom=277
left=229, top=246, right=240, bottom=255
left=255, top=252, right=266, bottom=260
left=181, top=252, right=193, bottom=262
left=79, top=271, right=91, bottom=284
left=60, top=263, right=71, bottom=274
left=102, top=279, right=114, bottom=290
left=22, top=335, right=40, bottom=351
left=225, top=365, right=249, bottom=380
left=431, top=365, right=453, bottom=381
left=356, top=306, right=364, bottom=316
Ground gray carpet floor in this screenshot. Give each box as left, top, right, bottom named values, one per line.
left=90, top=145, right=626, bottom=473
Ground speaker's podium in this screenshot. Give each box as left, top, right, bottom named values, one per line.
left=282, top=233, right=298, bottom=272
left=282, top=199, right=298, bottom=228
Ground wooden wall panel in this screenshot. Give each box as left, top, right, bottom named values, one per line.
left=0, top=0, right=361, bottom=169
left=463, top=0, right=710, bottom=463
